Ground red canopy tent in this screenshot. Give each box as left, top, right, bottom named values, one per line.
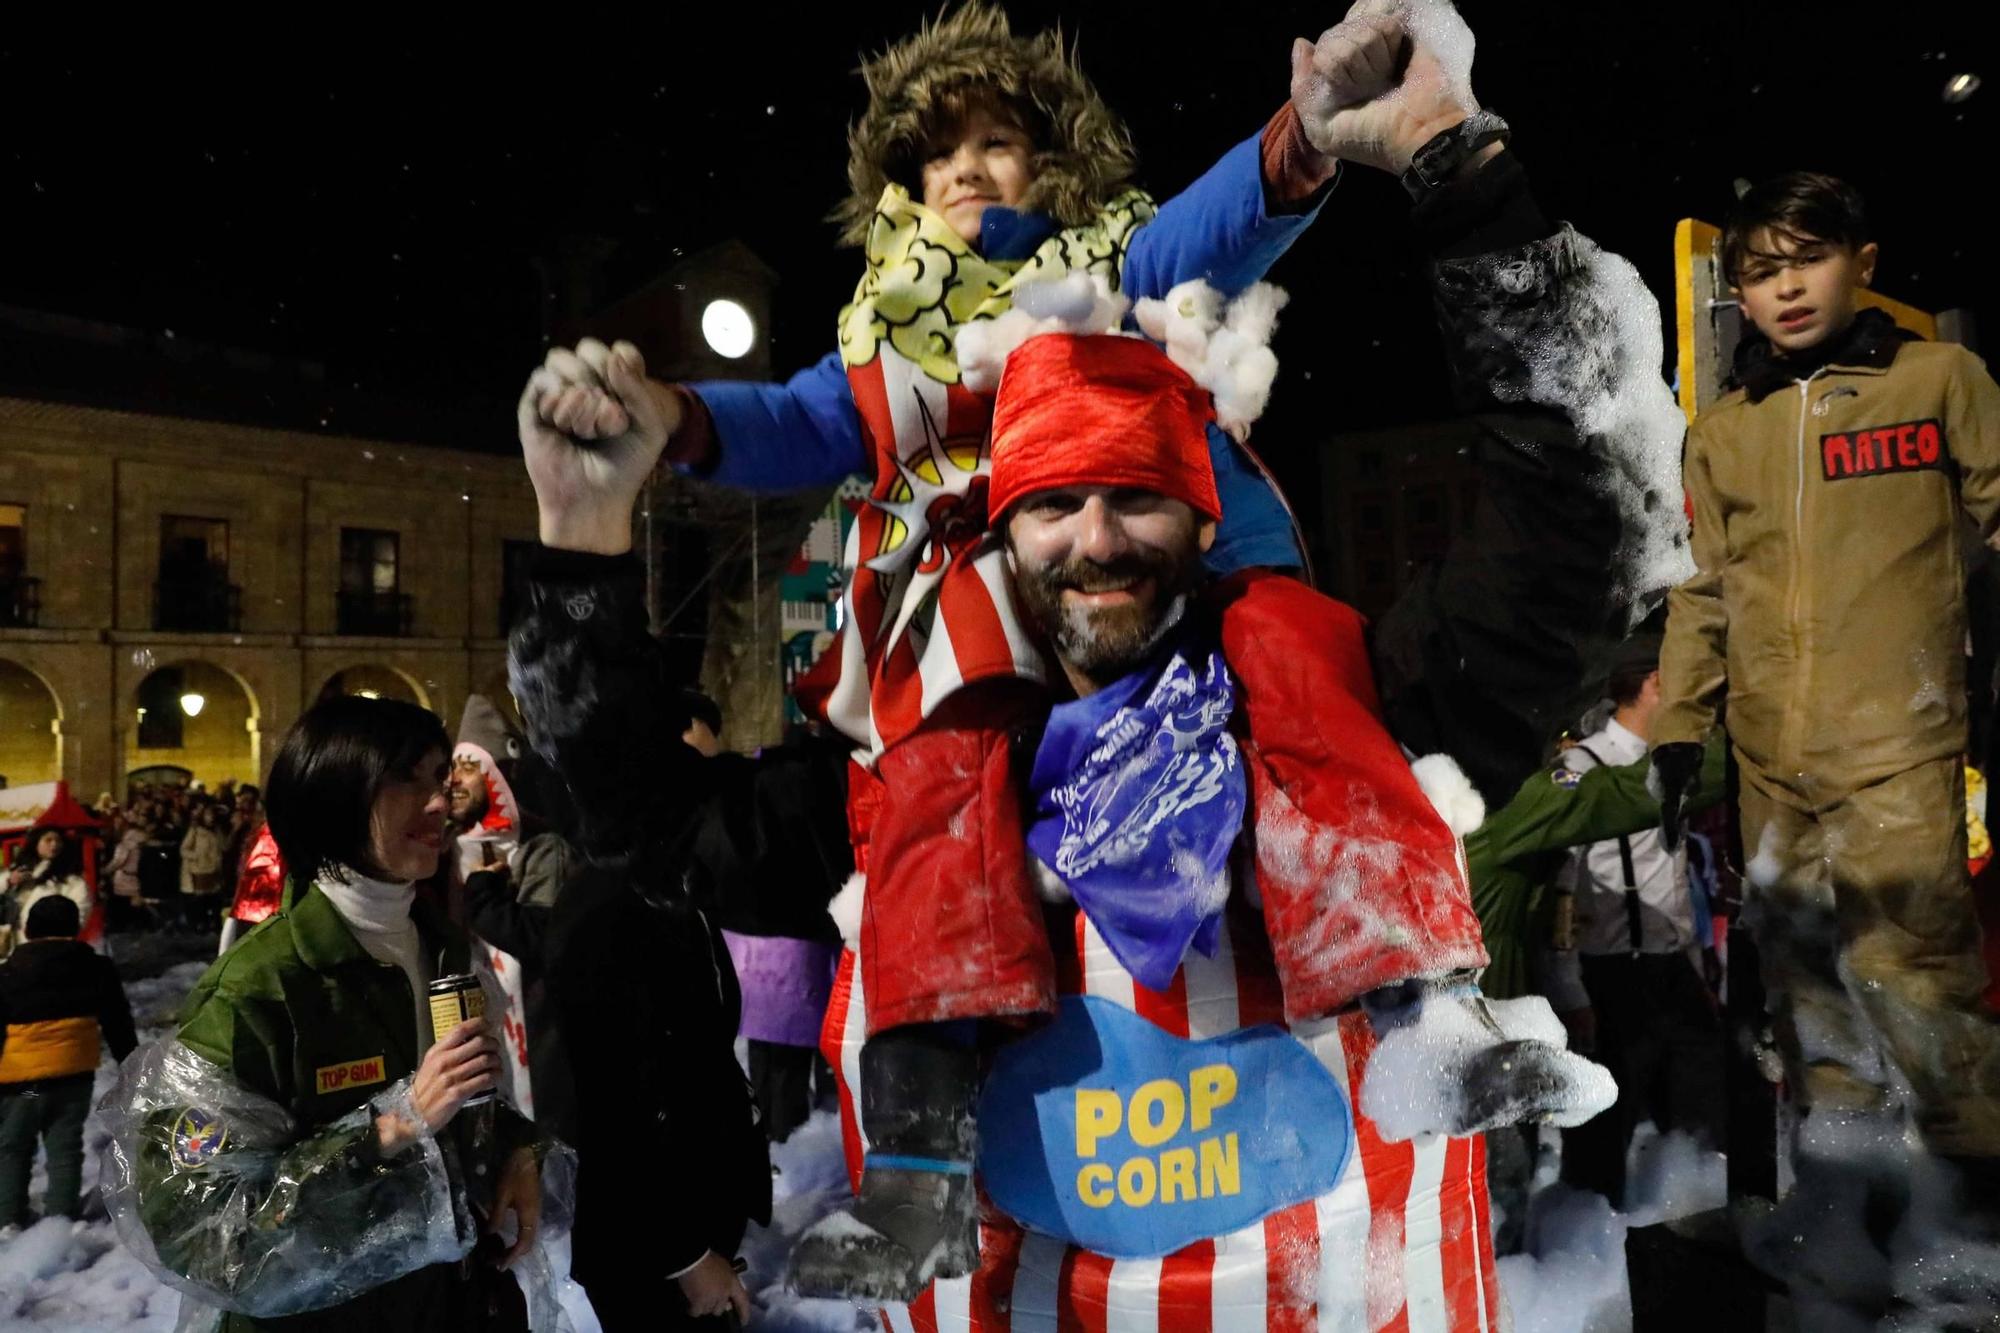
left=1, top=780, right=107, bottom=944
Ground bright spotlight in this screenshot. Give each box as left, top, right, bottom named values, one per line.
left=179, top=692, right=206, bottom=717
left=702, top=299, right=755, bottom=359
left=1945, top=72, right=1981, bottom=103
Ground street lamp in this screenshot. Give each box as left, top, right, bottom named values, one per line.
left=180, top=692, right=206, bottom=717
left=701, top=299, right=755, bottom=359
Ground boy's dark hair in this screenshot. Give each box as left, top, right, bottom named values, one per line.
left=266, top=695, right=448, bottom=884
left=1608, top=666, right=1657, bottom=708
left=678, top=688, right=723, bottom=737
left=24, top=894, right=81, bottom=940
left=1722, top=172, right=1870, bottom=286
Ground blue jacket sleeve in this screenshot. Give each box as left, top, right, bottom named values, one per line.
left=1119, top=128, right=1327, bottom=302
left=687, top=350, right=866, bottom=492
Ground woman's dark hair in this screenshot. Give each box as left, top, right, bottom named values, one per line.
left=1721, top=171, right=1870, bottom=286
left=266, top=695, right=449, bottom=883
left=24, top=827, right=82, bottom=884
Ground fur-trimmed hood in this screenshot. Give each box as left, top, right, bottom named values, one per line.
left=834, top=2, right=1137, bottom=247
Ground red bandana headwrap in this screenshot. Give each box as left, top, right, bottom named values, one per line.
left=987, top=333, right=1221, bottom=523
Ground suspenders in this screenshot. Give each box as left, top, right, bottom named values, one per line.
left=1575, top=743, right=1644, bottom=955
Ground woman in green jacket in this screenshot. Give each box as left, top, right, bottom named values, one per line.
left=106, top=696, right=546, bottom=1331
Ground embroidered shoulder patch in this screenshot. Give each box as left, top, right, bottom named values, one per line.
left=315, top=1056, right=388, bottom=1096
left=1550, top=767, right=1584, bottom=790
left=171, top=1108, right=229, bottom=1169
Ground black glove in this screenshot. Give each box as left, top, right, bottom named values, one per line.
left=1649, top=741, right=1703, bottom=851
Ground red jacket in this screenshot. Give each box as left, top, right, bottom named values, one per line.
left=228, top=823, right=285, bottom=924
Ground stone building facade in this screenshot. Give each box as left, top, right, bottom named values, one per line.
left=0, top=395, right=541, bottom=798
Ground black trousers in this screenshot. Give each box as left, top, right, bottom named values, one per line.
left=1561, top=951, right=1725, bottom=1207
left=748, top=1041, right=832, bottom=1144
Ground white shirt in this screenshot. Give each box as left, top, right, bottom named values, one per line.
left=317, top=869, right=434, bottom=1051
left=1541, top=718, right=1700, bottom=1009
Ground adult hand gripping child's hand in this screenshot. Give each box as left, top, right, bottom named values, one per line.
left=1290, top=0, right=1478, bottom=175
left=516, top=337, right=680, bottom=555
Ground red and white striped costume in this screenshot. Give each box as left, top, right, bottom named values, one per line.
left=822, top=354, right=1049, bottom=758
left=822, top=902, right=1503, bottom=1333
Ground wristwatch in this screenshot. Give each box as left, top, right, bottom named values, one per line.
left=1400, top=110, right=1510, bottom=202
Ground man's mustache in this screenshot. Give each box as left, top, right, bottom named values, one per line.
left=1037, top=556, right=1159, bottom=596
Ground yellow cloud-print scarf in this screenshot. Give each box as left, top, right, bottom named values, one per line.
left=837, top=184, right=1155, bottom=384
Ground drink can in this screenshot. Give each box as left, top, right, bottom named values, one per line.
left=427, top=972, right=493, bottom=1105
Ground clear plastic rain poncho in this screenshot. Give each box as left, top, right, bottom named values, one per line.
left=100, top=1036, right=575, bottom=1331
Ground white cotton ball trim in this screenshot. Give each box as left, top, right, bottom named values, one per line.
left=828, top=871, right=866, bottom=949
left=959, top=273, right=1132, bottom=393
left=962, top=274, right=1288, bottom=440
left=1410, top=753, right=1487, bottom=838
left=1132, top=280, right=1289, bottom=436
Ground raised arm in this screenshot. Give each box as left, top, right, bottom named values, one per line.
left=523, top=335, right=866, bottom=509
left=1367, top=144, right=1691, bottom=800
left=1119, top=0, right=1471, bottom=303
left=1472, top=733, right=1727, bottom=874
left=1118, top=117, right=1328, bottom=304
left=511, top=346, right=711, bottom=876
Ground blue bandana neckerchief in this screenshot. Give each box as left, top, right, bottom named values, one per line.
left=1026, top=624, right=1248, bottom=992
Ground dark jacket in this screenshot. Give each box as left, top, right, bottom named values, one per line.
left=700, top=736, right=852, bottom=944
left=507, top=570, right=774, bottom=1295
left=1366, top=151, right=1648, bottom=801
left=0, top=937, right=136, bottom=1084
left=464, top=835, right=579, bottom=1147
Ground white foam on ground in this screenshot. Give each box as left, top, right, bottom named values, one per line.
left=1496, top=1124, right=1727, bottom=1333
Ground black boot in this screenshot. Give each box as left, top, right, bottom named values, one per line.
left=789, top=1025, right=980, bottom=1302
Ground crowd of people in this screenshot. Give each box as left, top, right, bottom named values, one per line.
left=94, top=781, right=265, bottom=935
left=1, top=1, right=1997, bottom=1330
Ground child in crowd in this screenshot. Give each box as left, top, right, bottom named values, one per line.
left=0, top=896, right=136, bottom=1232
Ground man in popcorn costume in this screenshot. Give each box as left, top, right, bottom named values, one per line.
left=790, top=257, right=1636, bottom=1303
left=514, top=0, right=1693, bottom=1315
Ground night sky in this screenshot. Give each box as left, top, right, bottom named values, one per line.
left=2, top=3, right=1991, bottom=520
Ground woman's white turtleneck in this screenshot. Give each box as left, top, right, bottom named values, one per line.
left=317, top=869, right=434, bottom=1049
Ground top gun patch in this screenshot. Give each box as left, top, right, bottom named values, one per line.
left=171, top=1107, right=229, bottom=1169
left=316, top=1055, right=388, bottom=1096
left=1822, top=419, right=1946, bottom=481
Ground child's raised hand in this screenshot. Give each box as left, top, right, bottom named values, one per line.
left=516, top=338, right=681, bottom=555
left=1292, top=0, right=1478, bottom=175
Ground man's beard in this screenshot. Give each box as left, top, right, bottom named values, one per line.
left=1013, top=543, right=1205, bottom=687
left=446, top=791, right=486, bottom=833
